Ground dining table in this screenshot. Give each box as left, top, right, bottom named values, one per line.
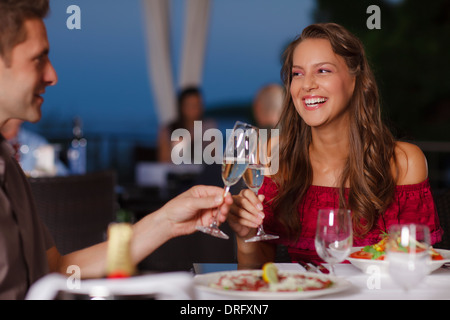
left=26, top=260, right=450, bottom=303
left=192, top=262, right=450, bottom=300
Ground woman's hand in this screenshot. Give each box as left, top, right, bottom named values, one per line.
left=227, top=189, right=266, bottom=239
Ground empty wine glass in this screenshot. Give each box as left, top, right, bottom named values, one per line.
left=315, top=208, right=353, bottom=274
left=196, top=121, right=256, bottom=239
left=386, top=224, right=431, bottom=291
left=244, top=127, right=278, bottom=243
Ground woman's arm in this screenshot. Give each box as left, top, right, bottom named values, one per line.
left=228, top=189, right=276, bottom=269
left=393, top=141, right=428, bottom=185
left=236, top=238, right=276, bottom=269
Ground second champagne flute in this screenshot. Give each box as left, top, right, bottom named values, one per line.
left=244, top=127, right=279, bottom=243
left=196, top=121, right=255, bottom=239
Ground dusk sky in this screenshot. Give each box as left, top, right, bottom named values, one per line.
left=34, top=0, right=314, bottom=144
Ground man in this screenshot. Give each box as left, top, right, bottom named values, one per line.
left=252, top=83, right=284, bottom=129
left=252, top=84, right=283, bottom=177
left=0, top=0, right=232, bottom=299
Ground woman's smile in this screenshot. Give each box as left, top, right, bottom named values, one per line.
left=302, top=95, right=329, bottom=111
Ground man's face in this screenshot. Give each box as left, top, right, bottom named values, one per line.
left=0, top=18, right=57, bottom=123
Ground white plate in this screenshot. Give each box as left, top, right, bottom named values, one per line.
left=194, top=270, right=352, bottom=300
left=347, top=247, right=450, bottom=274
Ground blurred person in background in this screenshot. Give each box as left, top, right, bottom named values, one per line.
left=251, top=83, right=284, bottom=178
left=252, top=83, right=284, bottom=129
left=1, top=118, right=68, bottom=176
left=157, top=86, right=216, bottom=163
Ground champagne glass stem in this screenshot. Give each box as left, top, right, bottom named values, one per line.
left=211, top=185, right=230, bottom=227
left=328, top=263, right=335, bottom=275
left=255, top=224, right=265, bottom=236
left=244, top=189, right=279, bottom=243
left=251, top=188, right=265, bottom=237
left=254, top=187, right=264, bottom=234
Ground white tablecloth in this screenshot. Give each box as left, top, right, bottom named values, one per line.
left=322, top=263, right=450, bottom=300
left=194, top=263, right=450, bottom=300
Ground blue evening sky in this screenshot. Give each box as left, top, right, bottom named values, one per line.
left=34, top=0, right=314, bottom=144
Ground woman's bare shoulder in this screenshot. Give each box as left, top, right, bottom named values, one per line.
left=393, top=141, right=428, bottom=185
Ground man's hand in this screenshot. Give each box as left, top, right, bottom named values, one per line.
left=160, top=185, right=233, bottom=238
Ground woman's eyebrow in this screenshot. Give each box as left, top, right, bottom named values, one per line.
left=292, top=62, right=337, bottom=69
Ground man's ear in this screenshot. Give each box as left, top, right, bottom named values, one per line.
left=0, top=52, right=12, bottom=69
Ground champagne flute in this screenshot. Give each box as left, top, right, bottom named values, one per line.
left=386, top=224, right=431, bottom=291
left=196, top=121, right=255, bottom=239
left=244, top=127, right=279, bottom=242
left=315, top=208, right=353, bottom=274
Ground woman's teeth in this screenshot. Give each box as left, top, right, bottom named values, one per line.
left=305, top=97, right=328, bottom=106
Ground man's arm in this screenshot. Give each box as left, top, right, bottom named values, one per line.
left=47, top=185, right=233, bottom=278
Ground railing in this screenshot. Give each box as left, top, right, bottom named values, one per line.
left=43, top=128, right=450, bottom=191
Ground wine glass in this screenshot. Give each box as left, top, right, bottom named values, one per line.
left=196, top=121, right=255, bottom=239
left=315, top=208, right=353, bottom=274
left=243, top=127, right=279, bottom=243
left=386, top=224, right=431, bottom=291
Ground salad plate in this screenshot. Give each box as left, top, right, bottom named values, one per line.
left=347, top=247, right=450, bottom=274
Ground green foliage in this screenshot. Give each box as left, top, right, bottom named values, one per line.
left=362, top=245, right=385, bottom=259
left=314, top=0, right=450, bottom=141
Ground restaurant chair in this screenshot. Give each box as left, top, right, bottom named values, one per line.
left=139, top=221, right=237, bottom=272
left=134, top=145, right=157, bottom=162
left=434, top=188, right=450, bottom=250
left=28, top=171, right=117, bottom=255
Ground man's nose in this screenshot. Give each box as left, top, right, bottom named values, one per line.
left=44, top=59, right=58, bottom=87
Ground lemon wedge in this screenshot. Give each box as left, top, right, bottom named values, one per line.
left=262, top=262, right=279, bottom=283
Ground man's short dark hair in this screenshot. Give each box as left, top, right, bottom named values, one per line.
left=0, top=0, right=50, bottom=66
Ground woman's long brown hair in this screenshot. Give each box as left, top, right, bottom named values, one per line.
left=273, top=23, right=397, bottom=240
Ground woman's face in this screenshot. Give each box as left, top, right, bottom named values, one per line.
left=290, top=38, right=355, bottom=129
left=181, top=94, right=203, bottom=122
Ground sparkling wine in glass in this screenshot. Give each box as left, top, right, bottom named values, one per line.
left=386, top=224, right=431, bottom=291
left=315, top=208, right=353, bottom=274
left=196, top=121, right=255, bottom=239
left=243, top=128, right=278, bottom=242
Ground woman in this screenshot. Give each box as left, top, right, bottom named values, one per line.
left=157, top=86, right=216, bottom=163
left=227, top=23, right=443, bottom=268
